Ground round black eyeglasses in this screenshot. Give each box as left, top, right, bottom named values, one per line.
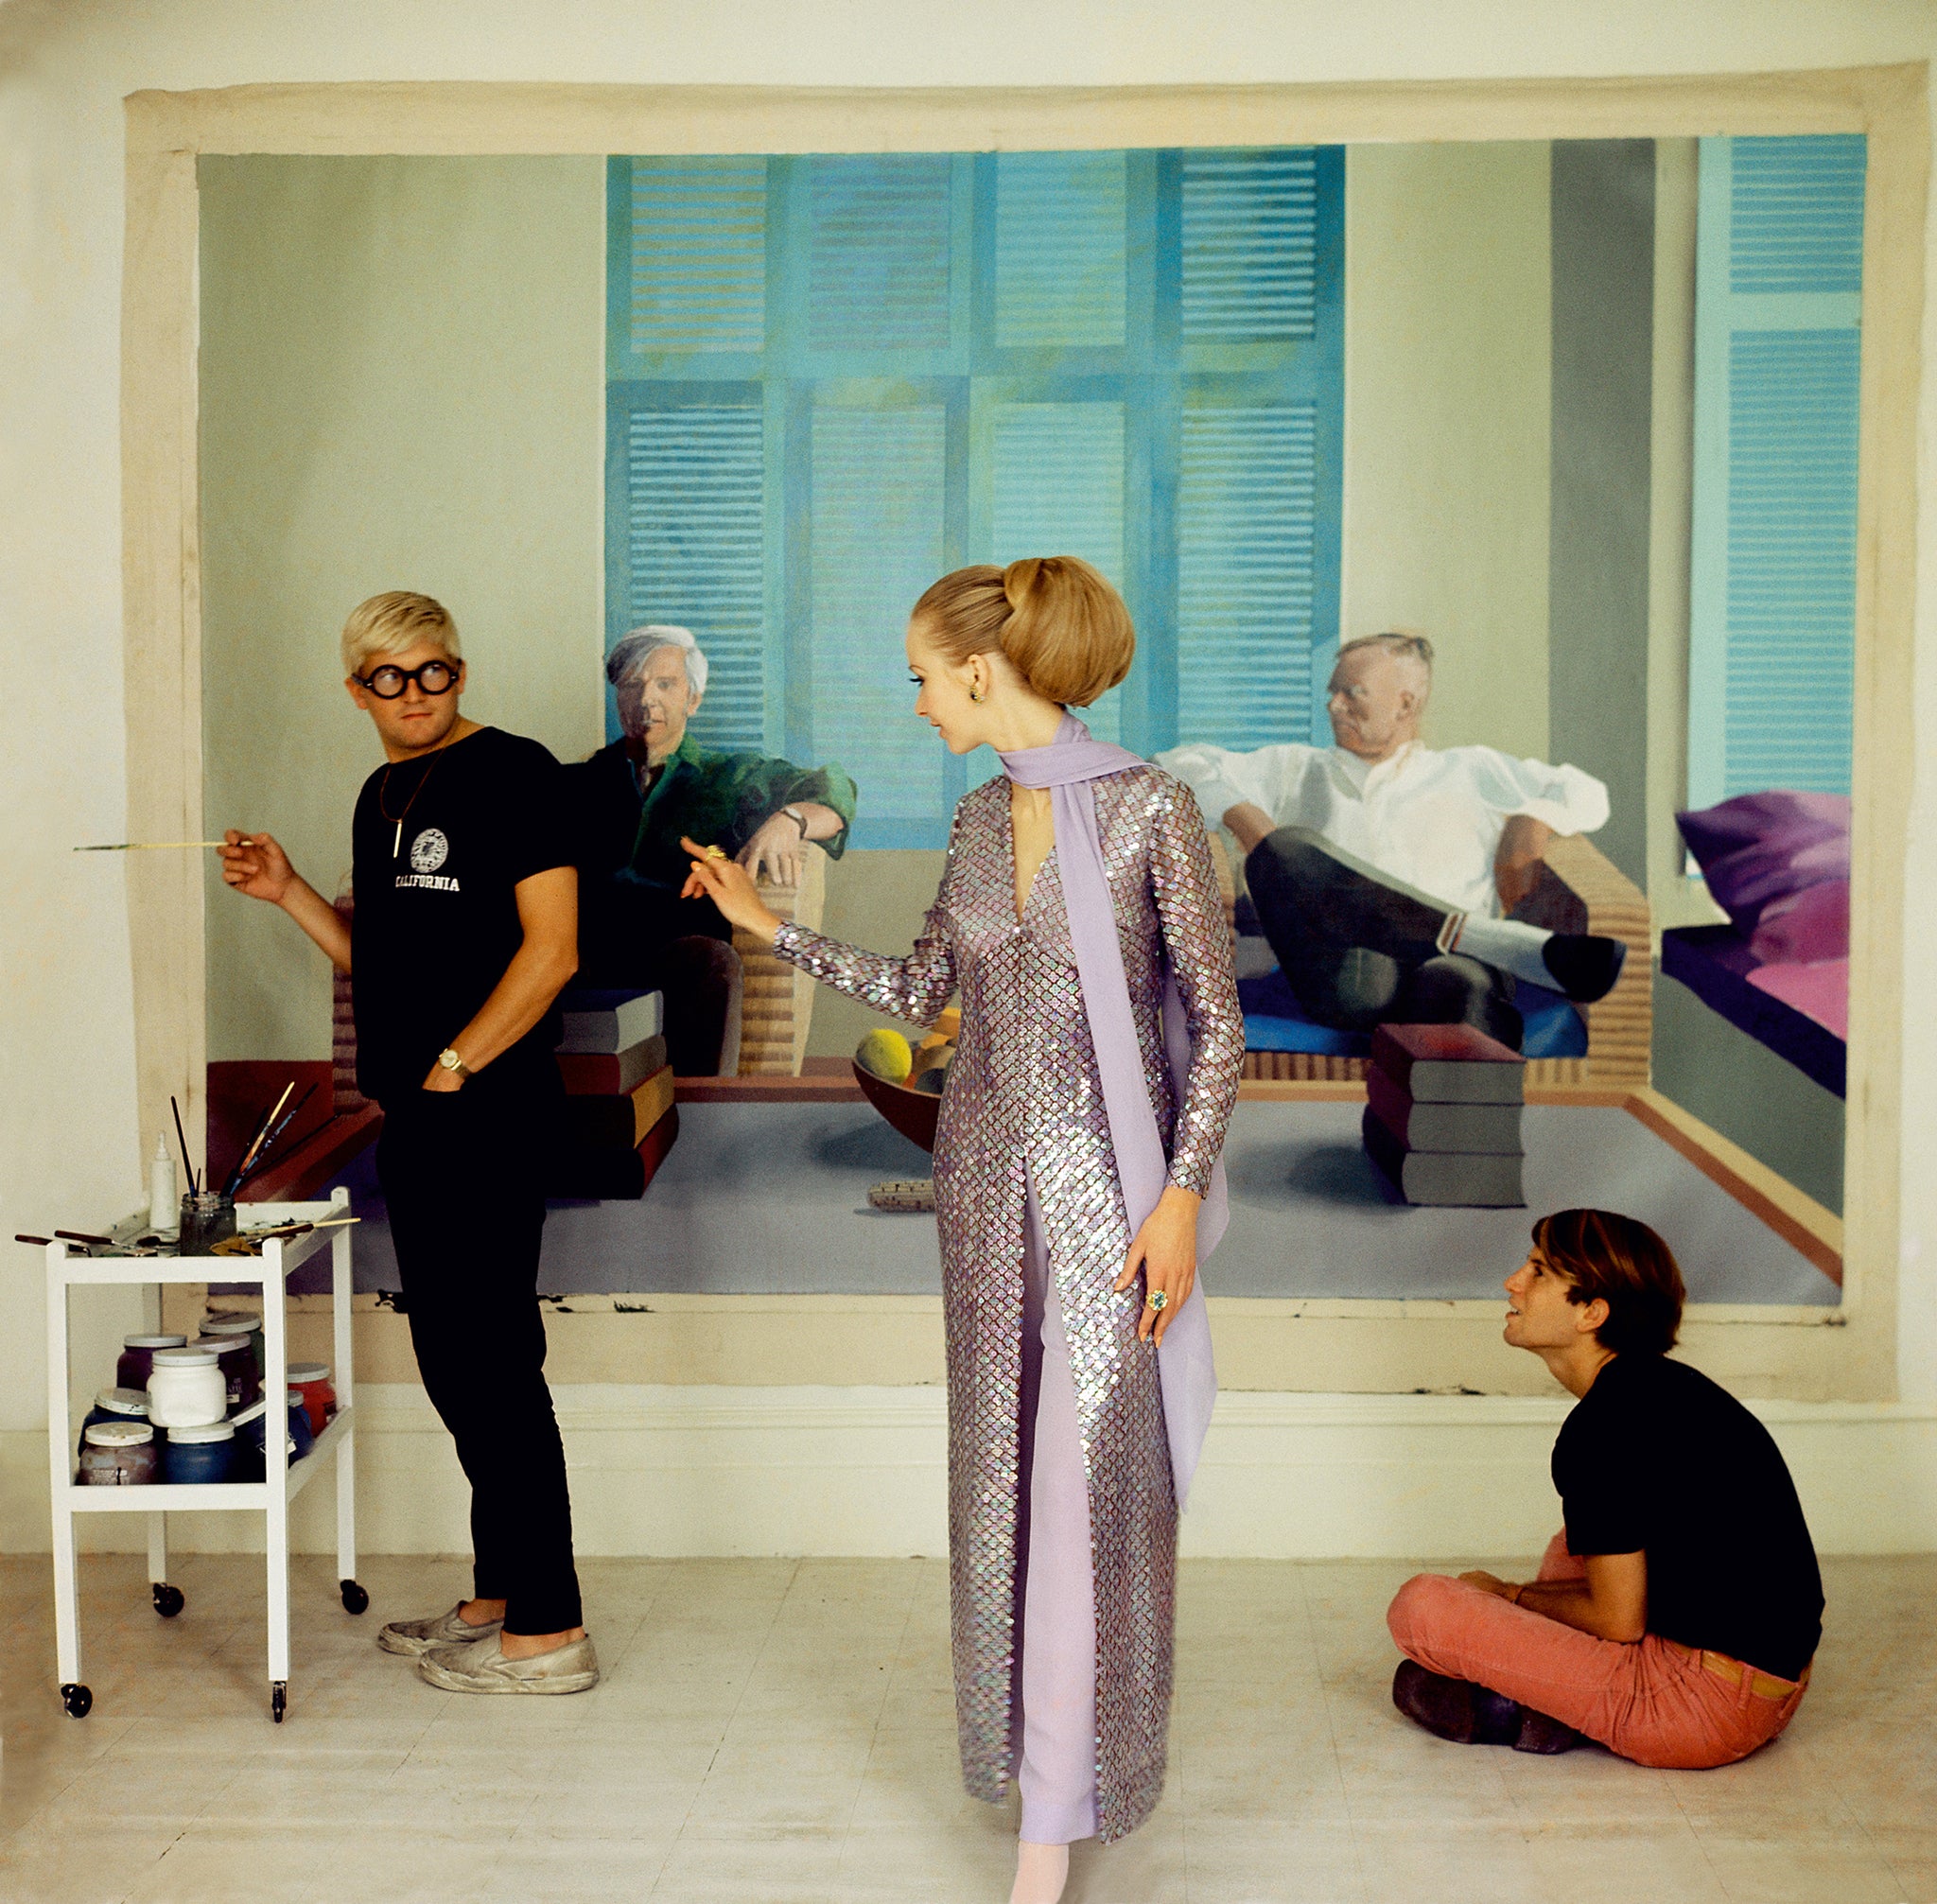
left=357, top=660, right=461, bottom=699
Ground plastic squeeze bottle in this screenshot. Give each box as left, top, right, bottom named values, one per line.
left=149, top=1135, right=179, bottom=1236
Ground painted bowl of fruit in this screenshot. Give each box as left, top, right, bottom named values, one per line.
left=850, top=1013, right=959, bottom=1156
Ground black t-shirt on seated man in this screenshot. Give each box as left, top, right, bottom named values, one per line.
left=1552, top=1352, right=1824, bottom=1683
left=351, top=726, right=570, bottom=1106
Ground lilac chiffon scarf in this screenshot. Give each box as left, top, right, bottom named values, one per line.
left=999, top=713, right=1227, bottom=1509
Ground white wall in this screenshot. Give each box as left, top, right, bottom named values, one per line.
left=198, top=155, right=605, bottom=1064
left=15, top=1387, right=1933, bottom=1563
left=3, top=0, right=1934, bottom=1465
left=1342, top=141, right=1553, bottom=760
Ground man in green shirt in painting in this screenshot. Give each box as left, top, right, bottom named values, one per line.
left=567, top=624, right=856, bottom=1074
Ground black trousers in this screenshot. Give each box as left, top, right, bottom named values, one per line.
left=1244, top=827, right=1524, bottom=1050
left=375, top=1085, right=584, bottom=1634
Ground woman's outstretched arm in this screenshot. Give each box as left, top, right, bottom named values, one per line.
left=680, top=834, right=959, bottom=1029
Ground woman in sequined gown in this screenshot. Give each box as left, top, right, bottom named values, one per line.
left=683, top=558, right=1243, bottom=1904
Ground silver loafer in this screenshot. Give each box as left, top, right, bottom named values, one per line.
left=417, top=1632, right=601, bottom=1695
left=376, top=1601, right=504, bottom=1656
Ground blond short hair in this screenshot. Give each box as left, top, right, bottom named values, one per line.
left=1336, top=630, right=1434, bottom=674
left=912, top=557, right=1133, bottom=707
left=340, top=592, right=462, bottom=678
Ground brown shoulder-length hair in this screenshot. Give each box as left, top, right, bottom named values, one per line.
left=911, top=556, right=1134, bottom=708
left=1532, top=1209, right=1686, bottom=1356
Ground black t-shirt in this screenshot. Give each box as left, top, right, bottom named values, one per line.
left=350, top=727, right=569, bottom=1106
left=1552, top=1353, right=1823, bottom=1682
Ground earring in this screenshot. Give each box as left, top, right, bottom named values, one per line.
left=969, top=684, right=985, bottom=704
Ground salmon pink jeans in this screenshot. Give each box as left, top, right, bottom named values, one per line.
left=1387, top=1534, right=1809, bottom=1769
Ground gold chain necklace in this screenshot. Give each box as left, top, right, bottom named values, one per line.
left=377, top=748, right=445, bottom=860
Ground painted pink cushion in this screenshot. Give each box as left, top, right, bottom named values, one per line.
left=1747, top=958, right=1849, bottom=1041
left=1748, top=877, right=1850, bottom=965
left=1676, top=791, right=1851, bottom=933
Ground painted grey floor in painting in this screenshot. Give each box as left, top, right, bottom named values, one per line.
left=3, top=1551, right=1928, bottom=1903
left=332, top=1100, right=1839, bottom=1305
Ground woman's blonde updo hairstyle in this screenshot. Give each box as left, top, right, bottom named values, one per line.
left=912, top=556, right=1134, bottom=707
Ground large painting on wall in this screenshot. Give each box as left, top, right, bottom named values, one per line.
left=196, top=134, right=1862, bottom=1322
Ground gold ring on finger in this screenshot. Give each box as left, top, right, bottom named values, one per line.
left=1145, top=1289, right=1169, bottom=1312
left=705, top=845, right=726, bottom=860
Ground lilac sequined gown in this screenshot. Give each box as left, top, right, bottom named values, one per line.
left=773, top=764, right=1243, bottom=1842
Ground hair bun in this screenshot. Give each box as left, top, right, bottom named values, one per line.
left=1000, top=557, right=1041, bottom=618
left=913, top=556, right=1134, bottom=708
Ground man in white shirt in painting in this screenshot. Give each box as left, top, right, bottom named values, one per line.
left=1157, top=632, right=1625, bottom=1052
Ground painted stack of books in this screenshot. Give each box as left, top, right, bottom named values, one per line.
left=549, top=988, right=679, bottom=1200
left=1361, top=1022, right=1527, bottom=1208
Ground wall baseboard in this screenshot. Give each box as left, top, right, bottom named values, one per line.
left=11, top=1387, right=1933, bottom=1560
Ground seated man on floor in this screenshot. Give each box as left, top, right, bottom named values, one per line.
left=1387, top=1208, right=1823, bottom=1767
left=567, top=625, right=856, bottom=1074
left=1157, top=632, right=1625, bottom=1051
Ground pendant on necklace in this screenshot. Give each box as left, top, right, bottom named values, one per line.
left=393, top=820, right=402, bottom=859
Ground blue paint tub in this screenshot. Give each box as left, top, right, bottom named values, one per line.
left=162, top=1420, right=236, bottom=1485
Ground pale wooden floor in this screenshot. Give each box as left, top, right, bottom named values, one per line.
left=2, top=1553, right=1930, bottom=1903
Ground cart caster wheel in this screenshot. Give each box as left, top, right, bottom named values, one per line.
left=152, top=1582, right=185, bottom=1618
left=271, top=1681, right=287, bottom=1723
left=340, top=1580, right=369, bottom=1616
left=60, top=1683, right=92, bottom=1720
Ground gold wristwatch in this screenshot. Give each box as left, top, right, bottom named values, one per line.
left=437, top=1047, right=470, bottom=1079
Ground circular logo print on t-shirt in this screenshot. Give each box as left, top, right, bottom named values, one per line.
left=410, top=828, right=450, bottom=874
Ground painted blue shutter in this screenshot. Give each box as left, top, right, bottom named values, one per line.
left=808, top=157, right=953, bottom=352
left=627, top=157, right=768, bottom=355
left=1174, top=148, right=1329, bottom=750
left=1689, top=135, right=1864, bottom=803
left=809, top=406, right=951, bottom=836
left=622, top=407, right=767, bottom=751
left=1176, top=407, right=1318, bottom=749
left=989, top=402, right=1126, bottom=742
left=1181, top=148, right=1318, bottom=341
left=994, top=152, right=1127, bottom=348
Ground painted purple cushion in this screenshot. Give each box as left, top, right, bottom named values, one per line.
left=1748, top=876, right=1850, bottom=965
left=1747, top=958, right=1849, bottom=1042
left=1676, top=791, right=1851, bottom=932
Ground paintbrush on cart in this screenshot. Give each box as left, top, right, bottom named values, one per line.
left=219, top=1081, right=293, bottom=1198
left=234, top=1083, right=319, bottom=1192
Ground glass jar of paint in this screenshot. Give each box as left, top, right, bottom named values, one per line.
left=79, top=1422, right=160, bottom=1487
left=116, top=1334, right=186, bottom=1391
left=146, top=1346, right=226, bottom=1429
left=287, top=1364, right=336, bottom=1438
left=78, top=1388, right=150, bottom=1455
left=162, top=1421, right=236, bottom=1484
left=178, top=1190, right=236, bottom=1257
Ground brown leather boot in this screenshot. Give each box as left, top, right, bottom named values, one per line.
left=1392, top=1661, right=1520, bottom=1744
left=1391, top=1662, right=1580, bottom=1753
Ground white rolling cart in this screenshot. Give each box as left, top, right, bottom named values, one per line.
left=45, top=1187, right=367, bottom=1723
